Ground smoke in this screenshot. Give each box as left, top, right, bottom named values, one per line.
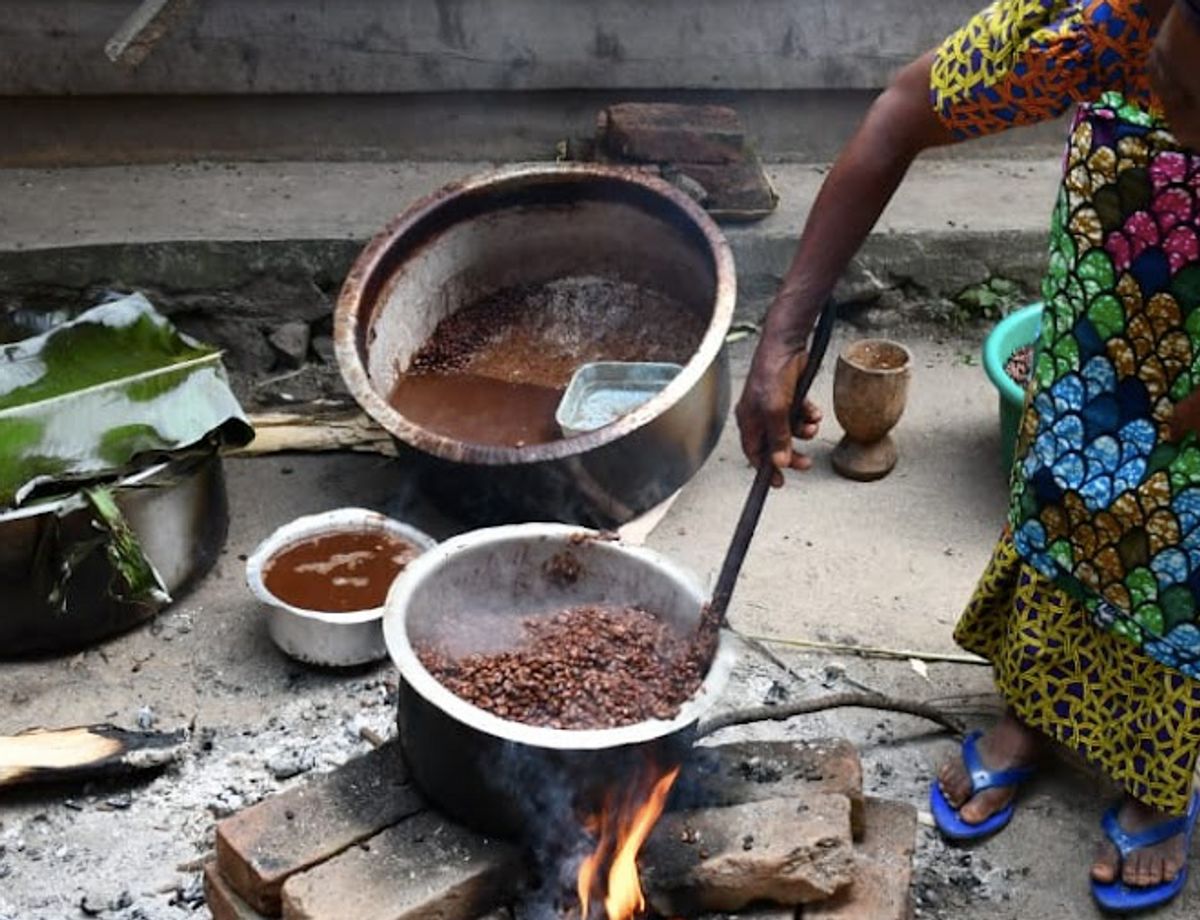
left=493, top=742, right=592, bottom=920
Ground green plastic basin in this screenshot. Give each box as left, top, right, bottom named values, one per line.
left=982, top=303, right=1043, bottom=473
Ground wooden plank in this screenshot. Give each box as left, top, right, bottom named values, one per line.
left=233, top=410, right=397, bottom=458
left=0, top=725, right=186, bottom=788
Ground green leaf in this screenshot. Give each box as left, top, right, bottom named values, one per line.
left=0, top=294, right=253, bottom=507
left=84, top=486, right=170, bottom=606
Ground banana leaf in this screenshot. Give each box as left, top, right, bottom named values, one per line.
left=0, top=293, right=253, bottom=508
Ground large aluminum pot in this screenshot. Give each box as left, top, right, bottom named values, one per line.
left=0, top=452, right=228, bottom=657
left=335, top=163, right=736, bottom=529
left=383, top=523, right=734, bottom=839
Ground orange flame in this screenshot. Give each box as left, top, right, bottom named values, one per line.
left=576, top=766, right=680, bottom=920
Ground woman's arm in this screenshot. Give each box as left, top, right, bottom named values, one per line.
left=735, top=51, right=955, bottom=483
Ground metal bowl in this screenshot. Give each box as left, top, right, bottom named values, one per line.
left=246, top=508, right=437, bottom=668
left=335, top=163, right=736, bottom=528
left=383, top=523, right=735, bottom=838
left=0, top=451, right=228, bottom=658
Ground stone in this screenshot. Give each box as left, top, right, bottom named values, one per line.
left=311, top=334, right=335, bottom=366
left=79, top=892, right=108, bottom=916
left=269, top=321, right=312, bottom=369
left=671, top=161, right=778, bottom=218
left=204, top=862, right=270, bottom=920
left=268, top=748, right=315, bottom=781
left=280, top=812, right=521, bottom=920
left=642, top=794, right=856, bottom=915
left=216, top=743, right=421, bottom=915
left=678, top=739, right=866, bottom=838
left=805, top=798, right=918, bottom=920
left=599, top=103, right=745, bottom=164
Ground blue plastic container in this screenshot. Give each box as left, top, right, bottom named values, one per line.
left=982, top=303, right=1043, bottom=473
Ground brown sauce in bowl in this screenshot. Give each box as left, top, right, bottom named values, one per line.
left=263, top=531, right=420, bottom=613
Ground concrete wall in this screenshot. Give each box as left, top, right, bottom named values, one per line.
left=4, top=0, right=982, bottom=95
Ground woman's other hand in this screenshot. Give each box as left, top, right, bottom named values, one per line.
left=736, top=337, right=823, bottom=488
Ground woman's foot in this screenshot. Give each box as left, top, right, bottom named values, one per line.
left=1091, top=798, right=1190, bottom=887
left=937, top=712, right=1040, bottom=825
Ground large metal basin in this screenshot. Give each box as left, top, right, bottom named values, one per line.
left=383, top=523, right=735, bottom=839
left=335, top=163, right=735, bottom=528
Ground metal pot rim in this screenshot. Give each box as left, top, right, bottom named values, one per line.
left=334, top=162, right=737, bottom=467
left=0, top=457, right=190, bottom=523
left=383, top=523, right=735, bottom=752
left=245, top=507, right=438, bottom=624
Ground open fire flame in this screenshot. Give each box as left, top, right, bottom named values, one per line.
left=575, top=765, right=680, bottom=920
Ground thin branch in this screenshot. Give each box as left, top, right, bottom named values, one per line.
left=743, top=633, right=989, bottom=666
left=697, top=692, right=966, bottom=738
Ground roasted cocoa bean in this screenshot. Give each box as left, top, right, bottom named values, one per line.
left=415, top=604, right=718, bottom=729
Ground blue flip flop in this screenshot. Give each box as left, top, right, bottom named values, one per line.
left=929, top=730, right=1037, bottom=841
left=1091, top=792, right=1200, bottom=914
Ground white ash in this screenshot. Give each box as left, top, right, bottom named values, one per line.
left=0, top=675, right=399, bottom=920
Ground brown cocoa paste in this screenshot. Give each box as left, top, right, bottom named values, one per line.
left=390, top=277, right=708, bottom=447
left=264, top=531, right=419, bottom=613
left=387, top=373, right=565, bottom=447
left=1005, top=344, right=1034, bottom=387
left=416, top=603, right=718, bottom=729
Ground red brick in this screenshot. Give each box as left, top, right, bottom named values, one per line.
left=216, top=743, right=421, bottom=915
left=804, top=798, right=918, bottom=920
left=643, top=794, right=855, bottom=915
left=204, top=862, right=269, bottom=920
left=681, top=739, right=865, bottom=838
left=280, top=812, right=520, bottom=920
left=671, top=161, right=778, bottom=218
left=599, top=103, right=745, bottom=164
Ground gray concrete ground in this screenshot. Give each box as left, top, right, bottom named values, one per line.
left=2, top=336, right=1195, bottom=919
left=0, top=159, right=1059, bottom=251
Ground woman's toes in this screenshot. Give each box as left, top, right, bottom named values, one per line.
left=959, top=787, right=1011, bottom=825
left=1122, top=852, right=1144, bottom=887
left=1091, top=840, right=1120, bottom=883
left=937, top=763, right=968, bottom=807
left=1124, top=852, right=1162, bottom=887
left=1163, top=854, right=1184, bottom=883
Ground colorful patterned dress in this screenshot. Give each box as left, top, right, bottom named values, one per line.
left=932, top=0, right=1200, bottom=815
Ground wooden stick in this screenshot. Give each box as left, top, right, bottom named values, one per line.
left=358, top=726, right=387, bottom=749
left=233, top=410, right=397, bottom=458
left=105, top=0, right=196, bottom=68
left=743, top=633, right=989, bottom=666
left=696, top=692, right=965, bottom=738
left=0, top=725, right=187, bottom=788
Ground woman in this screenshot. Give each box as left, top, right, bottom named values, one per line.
left=737, top=0, right=1200, bottom=911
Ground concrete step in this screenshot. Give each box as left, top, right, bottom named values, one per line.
left=0, top=158, right=1059, bottom=338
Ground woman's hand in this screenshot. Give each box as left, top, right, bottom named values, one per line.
left=736, top=328, right=824, bottom=488
left=731, top=51, right=952, bottom=488
left=1152, top=3, right=1200, bottom=150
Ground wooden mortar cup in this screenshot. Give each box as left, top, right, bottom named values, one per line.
left=831, top=339, right=913, bottom=482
